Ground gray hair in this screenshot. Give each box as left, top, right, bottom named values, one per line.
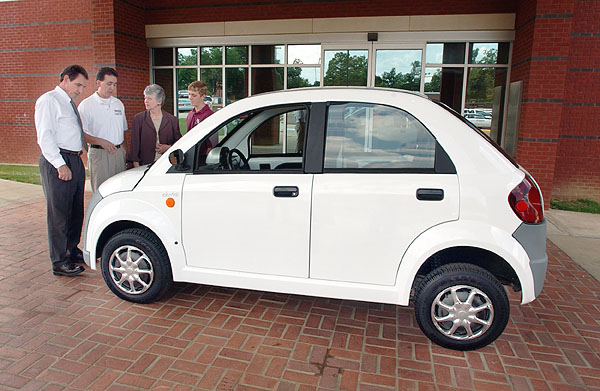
left=144, top=84, right=166, bottom=106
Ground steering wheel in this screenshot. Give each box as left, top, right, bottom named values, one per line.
left=226, top=148, right=250, bottom=170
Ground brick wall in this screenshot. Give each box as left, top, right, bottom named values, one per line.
left=95, top=0, right=149, bottom=156
left=511, top=0, right=599, bottom=203
left=551, top=0, right=600, bottom=201
left=0, top=0, right=148, bottom=165
left=0, top=0, right=94, bottom=164
left=511, top=0, right=569, bottom=203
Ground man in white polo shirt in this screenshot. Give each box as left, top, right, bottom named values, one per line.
left=78, top=67, right=128, bottom=192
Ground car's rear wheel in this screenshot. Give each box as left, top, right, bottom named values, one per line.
left=101, top=228, right=172, bottom=304
left=414, top=263, right=509, bottom=351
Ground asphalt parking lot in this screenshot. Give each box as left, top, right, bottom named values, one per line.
left=0, top=179, right=599, bottom=390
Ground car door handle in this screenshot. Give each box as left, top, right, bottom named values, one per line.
left=273, top=186, right=299, bottom=198
left=416, top=188, right=444, bottom=201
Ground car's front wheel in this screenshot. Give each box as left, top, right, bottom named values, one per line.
left=101, top=228, right=172, bottom=304
left=414, top=263, right=509, bottom=351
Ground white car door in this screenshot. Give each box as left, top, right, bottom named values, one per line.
left=181, top=105, right=313, bottom=278
left=310, top=103, right=459, bottom=285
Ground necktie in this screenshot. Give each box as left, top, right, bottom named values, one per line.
left=70, top=99, right=88, bottom=152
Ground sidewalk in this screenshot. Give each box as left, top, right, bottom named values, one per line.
left=546, top=208, right=600, bottom=281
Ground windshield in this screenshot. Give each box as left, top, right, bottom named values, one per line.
left=432, top=100, right=519, bottom=169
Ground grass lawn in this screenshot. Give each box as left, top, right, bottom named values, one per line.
left=179, top=117, right=188, bottom=135
left=0, top=164, right=41, bottom=185
left=550, top=199, right=600, bottom=214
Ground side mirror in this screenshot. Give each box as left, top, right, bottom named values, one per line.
left=169, top=149, right=189, bottom=171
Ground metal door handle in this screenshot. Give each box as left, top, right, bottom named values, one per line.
left=416, top=188, right=444, bottom=201
left=273, top=186, right=299, bottom=198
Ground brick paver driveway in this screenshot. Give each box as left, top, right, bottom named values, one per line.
left=1, top=194, right=599, bottom=391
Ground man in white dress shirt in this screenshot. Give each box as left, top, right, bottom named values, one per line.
left=78, top=67, right=128, bottom=192
left=35, top=64, right=88, bottom=277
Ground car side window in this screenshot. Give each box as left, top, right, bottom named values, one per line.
left=324, top=103, right=436, bottom=170
left=194, top=105, right=307, bottom=172
left=250, top=108, right=307, bottom=155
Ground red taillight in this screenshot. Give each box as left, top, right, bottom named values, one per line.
left=509, top=175, right=544, bottom=224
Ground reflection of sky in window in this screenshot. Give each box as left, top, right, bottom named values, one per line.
left=471, top=43, right=498, bottom=63
left=177, top=47, right=196, bottom=65
left=424, top=67, right=441, bottom=83
left=375, top=50, right=421, bottom=75
left=297, top=67, right=320, bottom=85
left=271, top=45, right=284, bottom=64
left=178, top=48, right=194, bottom=57
left=426, top=44, right=443, bottom=64
left=288, top=45, right=321, bottom=64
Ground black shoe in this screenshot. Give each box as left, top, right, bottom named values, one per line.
left=52, top=263, right=84, bottom=277
left=70, top=249, right=85, bottom=264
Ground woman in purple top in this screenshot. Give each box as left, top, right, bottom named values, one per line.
left=129, top=84, right=182, bottom=167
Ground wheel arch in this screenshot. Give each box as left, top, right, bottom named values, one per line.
left=410, top=246, right=520, bottom=299
left=85, top=196, right=184, bottom=272
left=395, top=221, right=536, bottom=306
left=96, top=220, right=148, bottom=267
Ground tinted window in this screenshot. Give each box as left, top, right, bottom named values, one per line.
left=324, top=103, right=435, bottom=170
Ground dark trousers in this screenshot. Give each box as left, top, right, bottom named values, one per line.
left=39, top=152, right=85, bottom=267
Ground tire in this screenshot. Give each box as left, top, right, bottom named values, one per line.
left=414, top=263, right=509, bottom=351
left=101, top=228, right=173, bottom=304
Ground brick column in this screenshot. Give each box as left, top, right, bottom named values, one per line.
left=551, top=0, right=600, bottom=201
left=93, top=0, right=149, bottom=159
left=511, top=0, right=573, bottom=204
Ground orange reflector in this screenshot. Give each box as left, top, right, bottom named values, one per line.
left=166, top=198, right=175, bottom=208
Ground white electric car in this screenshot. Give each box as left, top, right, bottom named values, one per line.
left=83, top=88, right=547, bottom=350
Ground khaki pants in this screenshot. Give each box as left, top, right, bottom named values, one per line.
left=88, top=146, right=126, bottom=193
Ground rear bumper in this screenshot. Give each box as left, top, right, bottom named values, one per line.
left=513, top=220, right=548, bottom=298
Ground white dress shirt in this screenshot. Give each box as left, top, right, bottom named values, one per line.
left=35, top=86, right=83, bottom=168
left=78, top=92, right=128, bottom=145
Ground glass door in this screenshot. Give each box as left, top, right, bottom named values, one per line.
left=372, top=44, right=425, bottom=92
left=322, top=44, right=371, bottom=87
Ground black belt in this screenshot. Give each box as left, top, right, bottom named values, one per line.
left=90, top=144, right=121, bottom=149
left=59, top=148, right=82, bottom=155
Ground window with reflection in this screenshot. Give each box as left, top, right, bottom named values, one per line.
left=288, top=67, right=320, bottom=89
left=425, top=67, right=464, bottom=112
left=226, top=68, right=248, bottom=104
left=324, top=50, right=368, bottom=86
left=324, top=103, right=435, bottom=170
left=201, top=47, right=223, bottom=65
left=251, top=68, right=283, bottom=94
left=287, top=45, right=321, bottom=65
left=252, top=45, right=284, bottom=64
left=469, top=43, right=509, bottom=64
left=374, top=49, right=422, bottom=91
left=177, top=48, right=197, bottom=65
left=426, top=43, right=465, bottom=64
left=226, top=46, right=248, bottom=65
left=176, top=68, right=197, bottom=120
left=153, top=69, right=175, bottom=115
left=201, top=68, right=223, bottom=110
left=466, top=67, right=507, bottom=139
